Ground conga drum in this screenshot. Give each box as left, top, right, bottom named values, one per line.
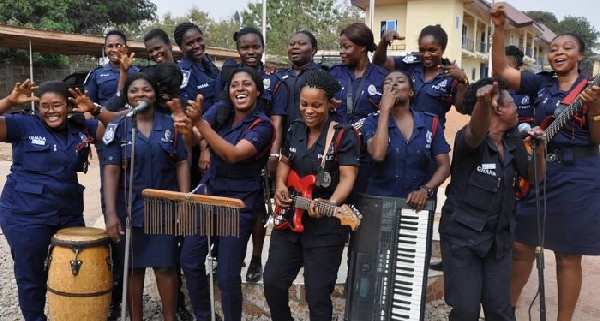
left=46, top=227, right=113, bottom=320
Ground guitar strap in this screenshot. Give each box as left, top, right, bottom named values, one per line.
left=561, top=78, right=589, bottom=127
left=321, top=121, right=338, bottom=169
left=315, top=121, right=337, bottom=188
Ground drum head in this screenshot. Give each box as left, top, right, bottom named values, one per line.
left=52, top=227, right=109, bottom=245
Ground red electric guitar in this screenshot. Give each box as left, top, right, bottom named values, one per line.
left=517, top=74, right=600, bottom=199
left=273, top=170, right=361, bottom=232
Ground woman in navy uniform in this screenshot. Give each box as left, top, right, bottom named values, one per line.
left=504, top=45, right=535, bottom=125
left=492, top=4, right=600, bottom=320
left=102, top=72, right=190, bottom=321
left=175, top=67, right=273, bottom=321
left=174, top=22, right=220, bottom=112
left=373, top=25, right=469, bottom=127
left=0, top=80, right=103, bottom=321
left=263, top=69, right=360, bottom=321
left=273, top=31, right=323, bottom=144
left=214, top=26, right=287, bottom=283
left=85, top=29, right=139, bottom=106
left=174, top=22, right=220, bottom=205
left=329, top=22, right=388, bottom=198
left=439, top=77, right=545, bottom=321
left=361, top=70, right=450, bottom=208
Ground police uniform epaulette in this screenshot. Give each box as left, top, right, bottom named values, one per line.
left=222, top=59, right=239, bottom=67
left=423, top=111, right=438, bottom=118
left=401, top=53, right=421, bottom=65
left=83, top=65, right=103, bottom=85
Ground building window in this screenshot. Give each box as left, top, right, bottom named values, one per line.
left=380, top=20, right=397, bottom=39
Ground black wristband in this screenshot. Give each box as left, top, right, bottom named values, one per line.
left=91, top=103, right=102, bottom=117
left=420, top=185, right=434, bottom=198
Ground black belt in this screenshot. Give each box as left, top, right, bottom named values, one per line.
left=546, top=145, right=600, bottom=163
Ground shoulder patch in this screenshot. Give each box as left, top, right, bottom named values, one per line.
left=402, top=53, right=420, bottom=64
left=180, top=69, right=191, bottom=89
left=367, top=84, right=381, bottom=96
left=102, top=123, right=118, bottom=144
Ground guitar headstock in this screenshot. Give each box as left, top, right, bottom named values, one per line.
left=334, top=204, right=361, bottom=231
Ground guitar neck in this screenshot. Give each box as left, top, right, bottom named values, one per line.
left=545, top=74, right=600, bottom=140
left=293, top=196, right=337, bottom=218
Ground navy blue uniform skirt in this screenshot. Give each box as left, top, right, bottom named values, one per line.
left=516, top=156, right=600, bottom=255
left=115, top=227, right=178, bottom=268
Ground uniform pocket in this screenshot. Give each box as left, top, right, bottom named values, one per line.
left=450, top=209, right=486, bottom=232
left=22, top=143, right=51, bottom=172
left=463, top=171, right=500, bottom=210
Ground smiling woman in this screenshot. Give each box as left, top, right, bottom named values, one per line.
left=0, top=80, right=104, bottom=321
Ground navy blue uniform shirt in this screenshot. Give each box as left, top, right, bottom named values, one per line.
left=179, top=56, right=220, bottom=111
left=329, top=63, right=388, bottom=125
left=361, top=111, right=449, bottom=198
left=393, top=54, right=461, bottom=127
left=85, top=63, right=139, bottom=106
left=102, top=111, right=188, bottom=227
left=0, top=115, right=99, bottom=225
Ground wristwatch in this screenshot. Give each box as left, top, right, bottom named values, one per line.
left=420, top=185, right=434, bottom=198
left=91, top=103, right=102, bottom=117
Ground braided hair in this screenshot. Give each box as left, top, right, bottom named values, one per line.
left=300, top=69, right=341, bottom=100
left=173, top=22, right=203, bottom=47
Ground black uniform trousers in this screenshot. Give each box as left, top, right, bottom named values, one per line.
left=263, top=230, right=345, bottom=321
left=440, top=239, right=515, bottom=321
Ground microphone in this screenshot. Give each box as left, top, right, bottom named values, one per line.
left=126, top=100, right=151, bottom=117
left=518, top=123, right=546, bottom=141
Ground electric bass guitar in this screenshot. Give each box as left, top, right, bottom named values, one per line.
left=273, top=170, right=361, bottom=232
left=517, top=74, right=600, bottom=199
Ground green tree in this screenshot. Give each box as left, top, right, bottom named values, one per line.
left=556, top=16, right=599, bottom=75
left=524, top=11, right=559, bottom=32
left=0, top=0, right=157, bottom=66
left=240, top=0, right=362, bottom=58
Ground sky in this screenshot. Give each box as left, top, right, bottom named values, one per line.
left=151, top=0, right=600, bottom=32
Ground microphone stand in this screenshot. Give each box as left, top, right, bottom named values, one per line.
left=530, top=139, right=546, bottom=321
left=120, top=116, right=137, bottom=321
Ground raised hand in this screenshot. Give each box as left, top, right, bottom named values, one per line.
left=117, top=45, right=135, bottom=72
left=8, top=79, right=39, bottom=105
left=381, top=30, right=405, bottom=44
left=186, top=94, right=204, bottom=125
left=68, top=88, right=96, bottom=113
left=490, top=4, right=506, bottom=27
left=166, top=98, right=192, bottom=136
left=476, top=81, right=499, bottom=111
left=380, top=81, right=397, bottom=112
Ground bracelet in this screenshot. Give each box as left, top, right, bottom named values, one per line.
left=91, top=103, right=102, bottom=117
left=419, top=185, right=434, bottom=198
left=269, top=153, right=280, bottom=159
left=458, top=76, right=469, bottom=84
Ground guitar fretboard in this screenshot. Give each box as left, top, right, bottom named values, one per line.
left=293, top=196, right=336, bottom=218
left=545, top=74, right=600, bottom=140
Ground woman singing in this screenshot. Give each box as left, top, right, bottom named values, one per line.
left=492, top=4, right=600, bottom=320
